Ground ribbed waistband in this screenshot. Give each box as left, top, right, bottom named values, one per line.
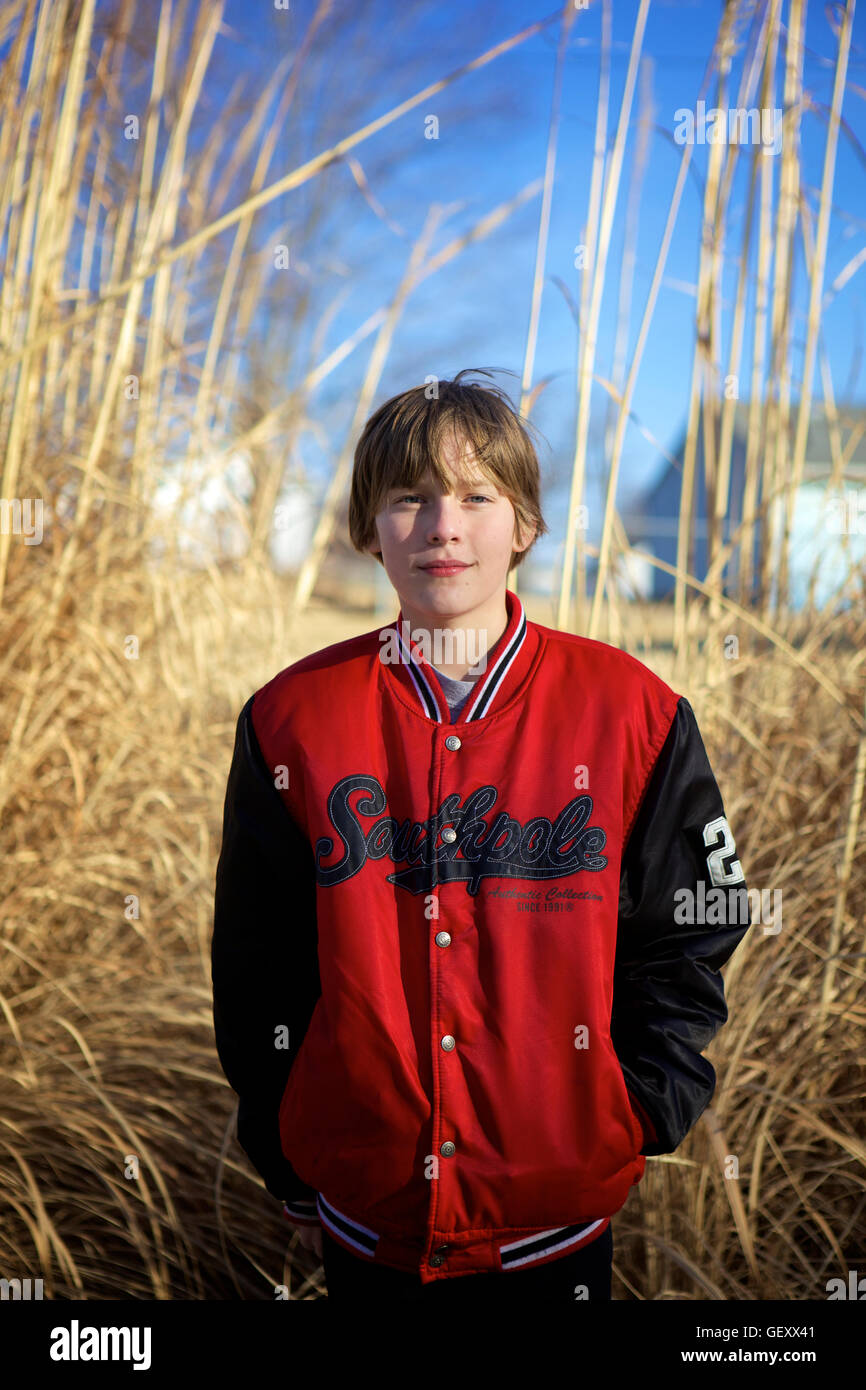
left=315, top=1191, right=610, bottom=1271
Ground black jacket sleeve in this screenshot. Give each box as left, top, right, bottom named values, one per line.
left=611, top=696, right=751, bottom=1156
left=211, top=694, right=322, bottom=1202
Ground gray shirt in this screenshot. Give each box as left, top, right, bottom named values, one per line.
left=431, top=666, right=480, bottom=722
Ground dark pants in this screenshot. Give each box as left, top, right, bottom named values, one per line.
left=322, top=1223, right=613, bottom=1302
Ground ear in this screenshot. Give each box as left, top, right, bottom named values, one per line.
left=364, top=519, right=383, bottom=558
left=512, top=517, right=537, bottom=554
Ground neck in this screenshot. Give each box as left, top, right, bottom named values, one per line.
left=396, top=591, right=511, bottom=681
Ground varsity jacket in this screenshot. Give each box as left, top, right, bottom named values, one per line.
left=211, top=588, right=752, bottom=1284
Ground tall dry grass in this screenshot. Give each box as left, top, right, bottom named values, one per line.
left=0, top=0, right=864, bottom=1301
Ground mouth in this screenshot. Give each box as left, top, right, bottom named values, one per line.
left=418, top=562, right=472, bottom=576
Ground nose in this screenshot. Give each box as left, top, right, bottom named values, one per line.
left=425, top=495, right=462, bottom=543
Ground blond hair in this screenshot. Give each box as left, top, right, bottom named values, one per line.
left=348, top=369, right=549, bottom=572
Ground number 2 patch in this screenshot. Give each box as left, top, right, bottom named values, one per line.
left=702, top=816, right=745, bottom=886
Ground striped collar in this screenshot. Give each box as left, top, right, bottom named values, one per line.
left=380, top=588, right=538, bottom=725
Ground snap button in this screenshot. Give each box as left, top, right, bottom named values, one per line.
left=435, top=931, right=451, bottom=947
left=441, top=827, right=457, bottom=843
left=444, top=735, right=461, bottom=750
left=440, top=1141, right=456, bottom=1156
left=430, top=1254, right=444, bottom=1267
left=440, top=1035, right=455, bottom=1051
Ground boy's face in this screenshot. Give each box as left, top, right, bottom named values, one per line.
left=365, top=433, right=535, bottom=627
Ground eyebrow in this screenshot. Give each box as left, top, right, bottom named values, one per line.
left=390, top=479, right=495, bottom=492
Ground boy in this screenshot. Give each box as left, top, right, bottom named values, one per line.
left=211, top=370, right=752, bottom=1301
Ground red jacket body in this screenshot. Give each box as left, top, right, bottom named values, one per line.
left=212, top=589, right=751, bottom=1283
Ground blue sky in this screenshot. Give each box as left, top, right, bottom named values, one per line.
left=179, top=1, right=865, bottom=578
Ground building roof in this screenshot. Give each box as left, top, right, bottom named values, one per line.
left=640, top=400, right=866, bottom=504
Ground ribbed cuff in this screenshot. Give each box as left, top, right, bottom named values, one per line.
left=282, top=1195, right=320, bottom=1227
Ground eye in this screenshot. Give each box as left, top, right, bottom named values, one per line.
left=391, top=492, right=494, bottom=508
left=392, top=492, right=494, bottom=505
